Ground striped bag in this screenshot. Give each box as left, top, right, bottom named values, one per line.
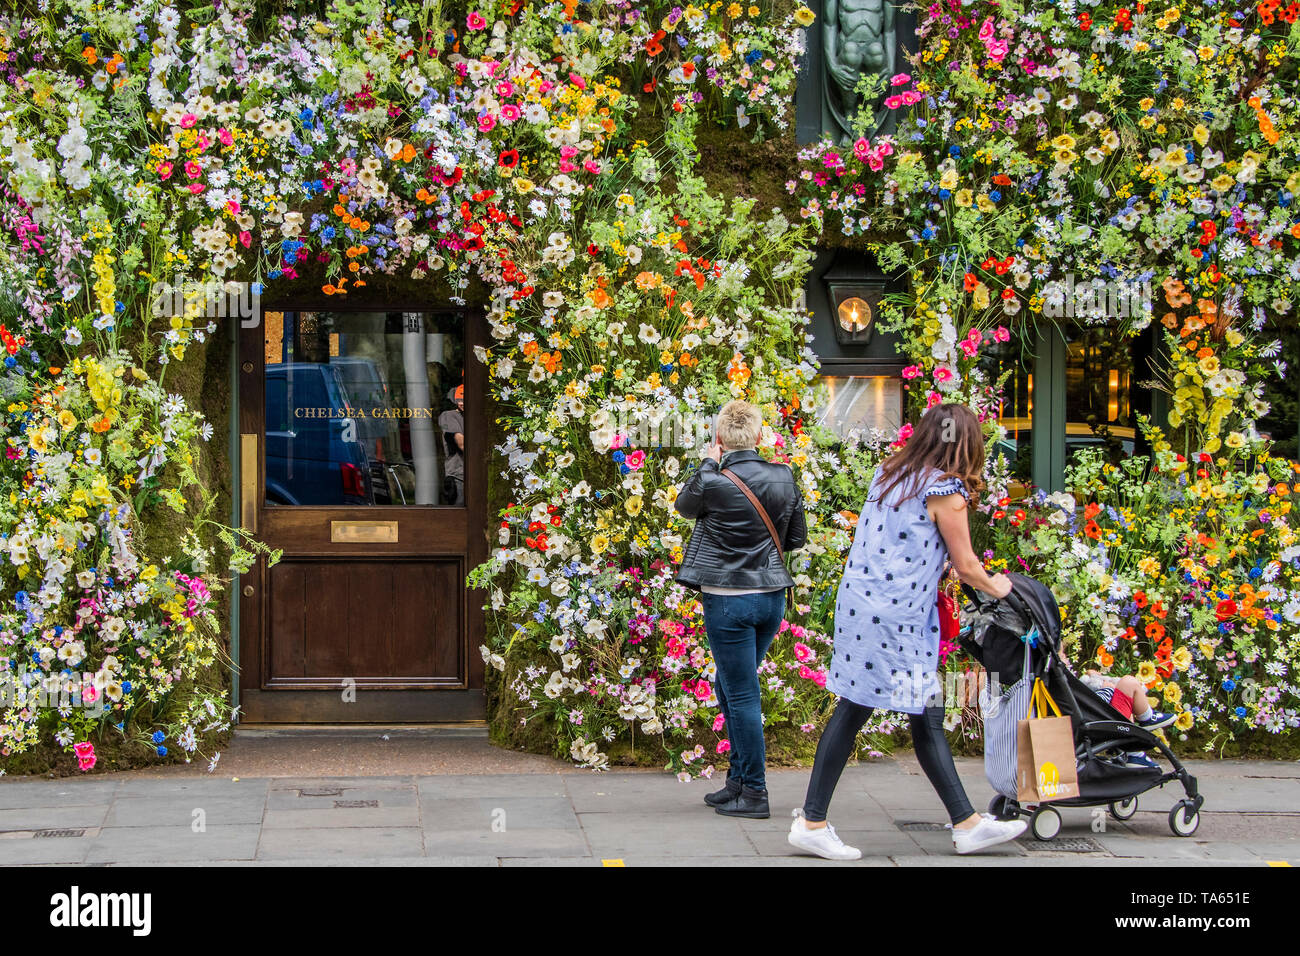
left=981, top=642, right=1033, bottom=799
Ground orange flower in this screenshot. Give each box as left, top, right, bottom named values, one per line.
left=1084, top=502, right=1101, bottom=519
left=1146, top=622, right=1166, bottom=641
left=1096, top=648, right=1114, bottom=668
left=1084, top=519, right=1101, bottom=539
left=91, top=416, right=112, bottom=433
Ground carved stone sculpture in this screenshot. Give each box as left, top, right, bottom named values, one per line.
left=823, top=0, right=897, bottom=143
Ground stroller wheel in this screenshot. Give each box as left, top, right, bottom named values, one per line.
left=1108, top=796, right=1139, bottom=821
left=1029, top=805, right=1062, bottom=841
left=1168, top=800, right=1200, bottom=837
left=988, top=795, right=1019, bottom=821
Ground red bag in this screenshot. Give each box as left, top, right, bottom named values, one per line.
left=937, top=568, right=960, bottom=643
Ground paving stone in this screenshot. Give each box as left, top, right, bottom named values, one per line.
left=266, top=785, right=417, bottom=810
left=0, top=805, right=109, bottom=831
left=0, top=834, right=93, bottom=865
left=262, top=805, right=421, bottom=829
left=256, top=826, right=426, bottom=860
left=417, top=774, right=570, bottom=799
left=106, top=793, right=266, bottom=827
left=419, top=796, right=579, bottom=830
left=85, top=824, right=261, bottom=863
left=578, top=811, right=755, bottom=856
left=0, top=780, right=120, bottom=809
left=421, top=828, right=589, bottom=858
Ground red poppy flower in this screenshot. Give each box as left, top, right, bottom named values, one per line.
left=1215, top=599, right=1238, bottom=621
left=498, top=149, right=519, bottom=169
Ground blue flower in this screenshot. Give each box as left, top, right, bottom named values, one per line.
left=151, top=730, right=166, bottom=744
left=156, top=746, right=168, bottom=756
left=948, top=145, right=961, bottom=157
left=611, top=451, right=626, bottom=464
left=938, top=188, right=952, bottom=200
left=1234, top=706, right=1247, bottom=719
left=1222, top=678, right=1236, bottom=692
left=989, top=190, right=1001, bottom=202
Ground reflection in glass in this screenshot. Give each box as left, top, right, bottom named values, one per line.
left=263, top=311, right=465, bottom=506
left=1065, top=323, right=1135, bottom=466
left=817, top=376, right=902, bottom=438
left=979, top=336, right=1034, bottom=486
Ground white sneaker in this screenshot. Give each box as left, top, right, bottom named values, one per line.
left=950, top=813, right=1028, bottom=855
left=788, top=808, right=862, bottom=861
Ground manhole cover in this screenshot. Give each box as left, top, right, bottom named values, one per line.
left=334, top=799, right=379, bottom=809
left=1024, top=837, right=1107, bottom=853
left=299, top=788, right=343, bottom=797
left=896, top=821, right=948, bottom=832
left=34, top=828, right=86, bottom=839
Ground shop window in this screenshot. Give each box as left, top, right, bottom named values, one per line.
left=979, top=337, right=1034, bottom=490
left=816, top=375, right=903, bottom=439
left=263, top=310, right=465, bottom=506
left=1065, top=324, right=1135, bottom=468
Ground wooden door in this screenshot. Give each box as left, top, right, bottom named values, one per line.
left=237, top=305, right=487, bottom=721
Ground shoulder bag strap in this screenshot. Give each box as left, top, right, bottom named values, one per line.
left=720, top=467, right=784, bottom=561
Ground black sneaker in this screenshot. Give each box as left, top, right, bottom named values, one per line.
left=703, top=776, right=742, bottom=808
left=714, top=785, right=770, bottom=819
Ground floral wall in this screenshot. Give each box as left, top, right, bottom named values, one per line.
left=0, top=0, right=1296, bottom=775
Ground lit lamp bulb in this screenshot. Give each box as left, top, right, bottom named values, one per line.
left=838, top=296, right=872, bottom=333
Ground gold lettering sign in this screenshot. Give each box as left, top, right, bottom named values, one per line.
left=330, top=520, right=399, bottom=543
left=292, top=407, right=435, bottom=419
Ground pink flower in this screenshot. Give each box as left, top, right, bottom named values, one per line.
left=890, top=73, right=912, bottom=86
left=693, top=680, right=712, bottom=702
left=897, top=422, right=915, bottom=442
left=218, top=128, right=233, bottom=147
left=477, top=113, right=496, bottom=133
left=496, top=81, right=514, bottom=97
left=712, top=713, right=726, bottom=732
left=798, top=664, right=814, bottom=681
left=467, top=12, right=486, bottom=30
left=967, top=328, right=983, bottom=345
left=156, top=162, right=173, bottom=180
left=73, top=741, right=96, bottom=772
left=583, top=159, right=602, bottom=175
left=978, top=18, right=995, bottom=40
left=927, top=391, right=943, bottom=408
left=610, top=432, right=625, bottom=450
left=900, top=90, right=922, bottom=105
left=239, top=231, right=252, bottom=248
left=715, top=739, right=731, bottom=754
left=988, top=40, right=1009, bottom=62
left=626, top=449, right=646, bottom=470
left=569, top=72, right=587, bottom=90
left=994, top=326, right=1011, bottom=343
left=793, top=642, right=814, bottom=662
left=902, top=364, right=922, bottom=379
left=82, top=685, right=98, bottom=704
left=180, top=113, right=197, bottom=129
left=500, top=104, right=521, bottom=122
left=853, top=137, right=871, bottom=161
left=187, top=184, right=205, bottom=195
left=184, top=161, right=202, bottom=179
left=933, top=366, right=954, bottom=384
left=884, top=95, right=902, bottom=110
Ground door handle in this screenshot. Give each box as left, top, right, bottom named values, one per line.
left=240, top=433, right=258, bottom=533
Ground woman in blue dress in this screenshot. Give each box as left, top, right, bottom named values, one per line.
left=788, top=403, right=1026, bottom=859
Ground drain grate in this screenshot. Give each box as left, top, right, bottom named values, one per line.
left=298, top=788, right=343, bottom=797
left=333, top=799, right=378, bottom=809
left=34, top=828, right=86, bottom=839
left=896, top=821, right=948, bottom=832
left=1024, top=836, right=1107, bottom=853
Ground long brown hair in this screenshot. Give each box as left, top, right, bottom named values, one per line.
left=872, top=403, right=986, bottom=506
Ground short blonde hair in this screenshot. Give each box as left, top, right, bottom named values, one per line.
left=716, top=399, right=762, bottom=450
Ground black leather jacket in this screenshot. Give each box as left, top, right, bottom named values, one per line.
left=674, top=449, right=807, bottom=591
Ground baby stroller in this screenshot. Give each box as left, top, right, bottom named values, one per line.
left=960, top=572, right=1204, bottom=840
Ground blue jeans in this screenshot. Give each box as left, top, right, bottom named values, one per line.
left=700, top=590, right=786, bottom=792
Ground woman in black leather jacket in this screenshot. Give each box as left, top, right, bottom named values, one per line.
left=674, top=400, right=806, bottom=819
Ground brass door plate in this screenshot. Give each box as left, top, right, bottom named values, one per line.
left=330, top=520, right=399, bottom=543
left=240, top=433, right=258, bottom=532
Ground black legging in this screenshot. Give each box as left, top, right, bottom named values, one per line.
left=803, top=699, right=976, bottom=824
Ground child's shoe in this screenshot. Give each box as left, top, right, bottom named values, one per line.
left=1137, top=709, right=1176, bottom=730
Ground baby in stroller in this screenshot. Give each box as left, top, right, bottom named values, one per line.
left=1075, top=665, right=1176, bottom=768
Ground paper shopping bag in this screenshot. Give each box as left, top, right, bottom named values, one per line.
left=1015, top=680, right=1080, bottom=803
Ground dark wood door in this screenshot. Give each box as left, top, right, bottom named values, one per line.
left=237, top=305, right=487, bottom=721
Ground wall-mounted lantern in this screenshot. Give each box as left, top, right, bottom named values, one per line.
left=823, top=259, right=888, bottom=346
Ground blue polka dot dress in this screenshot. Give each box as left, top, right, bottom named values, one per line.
left=827, top=467, right=969, bottom=715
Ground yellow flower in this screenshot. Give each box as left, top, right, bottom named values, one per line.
left=1193, top=124, right=1210, bottom=146
left=1163, top=682, right=1182, bottom=705
left=939, top=167, right=959, bottom=190
left=57, top=411, right=78, bottom=431
left=1171, top=646, right=1192, bottom=671
left=624, top=495, right=643, bottom=517
left=955, top=188, right=973, bottom=207
left=1050, top=134, right=1076, bottom=150
left=1136, top=661, right=1157, bottom=683
left=1054, top=148, right=1077, bottom=164
left=513, top=177, right=535, bottom=194
left=1174, top=710, right=1195, bottom=731
left=793, top=6, right=816, bottom=26
left=590, top=533, right=609, bottom=554
left=1139, top=97, right=1155, bottom=111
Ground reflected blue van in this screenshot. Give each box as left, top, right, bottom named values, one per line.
left=264, top=362, right=374, bottom=506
